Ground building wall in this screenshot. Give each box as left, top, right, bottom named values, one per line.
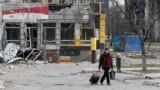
left=0, top=0, right=43, bottom=3
left=49, top=0, right=72, bottom=4
left=71, top=50, right=91, bottom=63
left=0, top=1, right=95, bottom=62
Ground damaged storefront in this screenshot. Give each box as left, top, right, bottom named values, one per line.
left=0, top=3, right=50, bottom=63
left=0, top=0, right=95, bottom=63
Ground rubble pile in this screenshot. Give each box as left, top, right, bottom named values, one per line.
left=0, top=43, right=43, bottom=64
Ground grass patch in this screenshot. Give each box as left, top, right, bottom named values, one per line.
left=131, top=69, right=160, bottom=74
left=121, top=64, right=160, bottom=68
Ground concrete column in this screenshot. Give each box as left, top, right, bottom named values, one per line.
left=40, top=21, right=44, bottom=48
left=37, top=21, right=41, bottom=48
left=74, top=22, right=80, bottom=46
left=20, top=22, right=26, bottom=50
left=55, top=22, right=61, bottom=63
left=56, top=22, right=61, bottom=49
left=99, top=14, right=106, bottom=52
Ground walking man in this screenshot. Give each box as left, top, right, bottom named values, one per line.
left=99, top=48, right=113, bottom=85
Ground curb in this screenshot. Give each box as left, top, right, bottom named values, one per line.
left=119, top=70, right=160, bottom=80
left=121, top=71, right=144, bottom=76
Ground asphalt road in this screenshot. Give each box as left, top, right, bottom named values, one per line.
left=0, top=62, right=160, bottom=90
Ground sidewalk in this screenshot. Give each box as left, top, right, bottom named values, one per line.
left=121, top=67, right=160, bottom=79
left=0, top=62, right=160, bottom=90
left=83, top=67, right=160, bottom=80
left=122, top=67, right=160, bottom=71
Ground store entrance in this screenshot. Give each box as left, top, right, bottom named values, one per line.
left=26, top=23, right=38, bottom=48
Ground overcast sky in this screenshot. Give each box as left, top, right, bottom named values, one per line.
left=109, top=0, right=124, bottom=7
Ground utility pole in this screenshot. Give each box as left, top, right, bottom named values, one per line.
left=91, top=23, right=96, bottom=63
left=99, top=1, right=106, bottom=54
left=91, top=0, right=96, bottom=63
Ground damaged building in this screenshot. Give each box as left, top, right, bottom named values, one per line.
left=0, top=0, right=107, bottom=63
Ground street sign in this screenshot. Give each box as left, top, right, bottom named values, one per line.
left=60, top=49, right=80, bottom=56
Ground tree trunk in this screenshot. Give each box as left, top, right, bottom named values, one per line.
left=141, top=42, right=147, bottom=71
left=147, top=41, right=152, bottom=52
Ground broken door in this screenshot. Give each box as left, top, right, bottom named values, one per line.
left=26, top=23, right=38, bottom=48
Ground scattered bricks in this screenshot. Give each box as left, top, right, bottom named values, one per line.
left=71, top=73, right=79, bottom=75
left=145, top=76, right=153, bottom=79
left=81, top=70, right=87, bottom=74
left=9, top=65, right=14, bottom=69
left=143, top=81, right=160, bottom=87
left=156, top=83, right=160, bottom=87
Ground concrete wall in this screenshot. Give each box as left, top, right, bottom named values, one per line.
left=71, top=50, right=91, bottom=63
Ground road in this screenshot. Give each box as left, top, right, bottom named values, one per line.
left=0, top=62, right=160, bottom=90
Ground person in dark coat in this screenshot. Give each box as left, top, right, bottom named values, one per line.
left=99, top=48, right=113, bottom=85
left=116, top=53, right=121, bottom=73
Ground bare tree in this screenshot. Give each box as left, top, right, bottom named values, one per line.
left=118, top=0, right=146, bottom=71
left=116, top=0, right=160, bottom=71
left=108, top=2, right=130, bottom=36
left=146, top=0, right=160, bottom=52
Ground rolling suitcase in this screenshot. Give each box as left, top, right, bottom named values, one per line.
left=89, top=71, right=100, bottom=84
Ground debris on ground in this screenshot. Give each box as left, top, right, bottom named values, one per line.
left=0, top=43, right=43, bottom=64
left=143, top=81, right=160, bottom=87
left=0, top=80, right=4, bottom=89
left=145, top=76, right=153, bottom=79
left=0, top=71, right=5, bottom=75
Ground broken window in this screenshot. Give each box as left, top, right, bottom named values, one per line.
left=59, top=0, right=65, bottom=4
left=48, top=0, right=52, bottom=3
left=94, top=15, right=100, bottom=29
left=81, top=29, right=91, bottom=40
left=5, top=23, right=20, bottom=44
left=81, top=28, right=91, bottom=44
left=31, top=0, right=40, bottom=2
left=61, top=23, right=74, bottom=40
left=61, top=23, right=74, bottom=44
left=46, top=29, right=56, bottom=40
left=43, top=23, right=56, bottom=45
left=27, top=23, right=38, bottom=27
left=80, top=23, right=91, bottom=44
left=73, top=0, right=85, bottom=3
left=6, top=29, right=20, bottom=41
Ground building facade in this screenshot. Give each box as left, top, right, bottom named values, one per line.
left=0, top=0, right=107, bottom=63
